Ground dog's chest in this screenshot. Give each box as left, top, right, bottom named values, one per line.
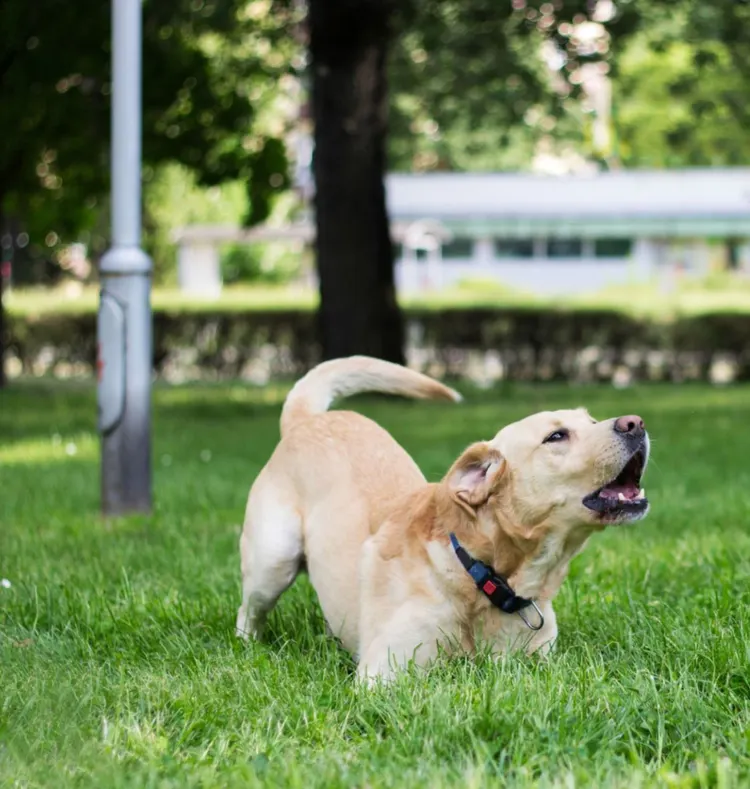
left=451, top=595, right=532, bottom=655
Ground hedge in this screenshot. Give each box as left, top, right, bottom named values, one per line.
left=6, top=307, right=750, bottom=384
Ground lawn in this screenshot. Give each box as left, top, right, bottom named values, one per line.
left=9, top=275, right=750, bottom=318
left=1, top=381, right=749, bottom=788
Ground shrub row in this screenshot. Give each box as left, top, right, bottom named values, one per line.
left=6, top=307, right=750, bottom=384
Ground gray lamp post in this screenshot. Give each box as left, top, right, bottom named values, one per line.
left=97, top=0, right=153, bottom=515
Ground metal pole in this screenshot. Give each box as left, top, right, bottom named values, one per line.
left=98, top=0, right=153, bottom=515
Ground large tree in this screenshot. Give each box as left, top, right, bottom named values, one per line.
left=0, top=0, right=293, bottom=386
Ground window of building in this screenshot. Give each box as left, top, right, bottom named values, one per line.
left=494, top=239, right=535, bottom=259
left=547, top=238, right=583, bottom=258
left=441, top=237, right=474, bottom=259
left=593, top=238, right=632, bottom=258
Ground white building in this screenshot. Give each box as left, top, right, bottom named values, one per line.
left=387, top=169, right=750, bottom=295
left=174, top=168, right=750, bottom=297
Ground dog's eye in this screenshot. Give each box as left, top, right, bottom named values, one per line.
left=543, top=429, right=569, bottom=444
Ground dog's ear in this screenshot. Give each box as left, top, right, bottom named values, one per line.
left=446, top=442, right=505, bottom=516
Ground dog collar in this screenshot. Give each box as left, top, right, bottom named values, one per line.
left=448, top=532, right=544, bottom=631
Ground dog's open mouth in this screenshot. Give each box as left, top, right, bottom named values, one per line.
left=583, top=448, right=648, bottom=520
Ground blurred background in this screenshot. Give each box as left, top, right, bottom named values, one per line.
left=2, top=0, right=750, bottom=386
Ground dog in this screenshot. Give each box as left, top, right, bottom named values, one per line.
left=236, top=356, right=650, bottom=682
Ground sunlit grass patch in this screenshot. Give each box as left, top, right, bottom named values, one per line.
left=0, top=432, right=97, bottom=466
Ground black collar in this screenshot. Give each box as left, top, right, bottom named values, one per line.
left=449, top=532, right=544, bottom=631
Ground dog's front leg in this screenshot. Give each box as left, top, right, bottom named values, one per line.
left=483, top=601, right=558, bottom=660
left=356, top=603, right=443, bottom=685
left=523, top=601, right=558, bottom=658
left=357, top=536, right=457, bottom=684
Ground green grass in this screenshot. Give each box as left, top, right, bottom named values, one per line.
left=9, top=274, right=750, bottom=318
left=5, top=284, right=319, bottom=316
left=1, top=381, right=749, bottom=788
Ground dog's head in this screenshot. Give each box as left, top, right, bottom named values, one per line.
left=446, top=408, right=650, bottom=537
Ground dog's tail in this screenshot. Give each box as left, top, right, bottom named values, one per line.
left=280, top=355, right=462, bottom=437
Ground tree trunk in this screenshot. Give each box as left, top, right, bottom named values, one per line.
left=309, top=0, right=404, bottom=364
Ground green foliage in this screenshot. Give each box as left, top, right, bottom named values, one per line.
left=1, top=382, right=749, bottom=787
left=387, top=0, right=750, bottom=172
left=543, top=0, right=750, bottom=168
left=220, top=244, right=265, bottom=285
left=0, top=0, right=296, bottom=257
left=220, top=242, right=302, bottom=285
left=389, top=1, right=553, bottom=171
left=611, top=5, right=750, bottom=167
left=143, top=164, right=248, bottom=285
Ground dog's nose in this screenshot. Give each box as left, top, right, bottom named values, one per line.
left=614, top=414, right=645, bottom=436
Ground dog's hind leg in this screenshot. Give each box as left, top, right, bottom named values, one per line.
left=236, top=476, right=303, bottom=640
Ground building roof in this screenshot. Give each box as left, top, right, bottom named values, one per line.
left=172, top=220, right=451, bottom=245
left=174, top=169, right=750, bottom=246
left=385, top=168, right=750, bottom=237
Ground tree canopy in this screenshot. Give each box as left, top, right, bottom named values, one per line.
left=387, top=0, right=750, bottom=172
left=4, top=0, right=748, bottom=256
left=0, top=0, right=295, bottom=255
left=609, top=0, right=750, bottom=167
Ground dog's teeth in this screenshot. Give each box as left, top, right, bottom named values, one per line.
left=639, top=488, right=645, bottom=499
left=617, top=492, right=626, bottom=501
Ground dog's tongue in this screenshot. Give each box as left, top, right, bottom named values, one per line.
left=600, top=482, right=640, bottom=500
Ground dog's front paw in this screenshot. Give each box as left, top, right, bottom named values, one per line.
left=355, top=662, right=394, bottom=687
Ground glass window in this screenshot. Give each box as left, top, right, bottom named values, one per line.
left=547, top=238, right=583, bottom=258
left=494, top=239, right=535, bottom=259
left=594, top=238, right=632, bottom=258
left=441, top=237, right=474, bottom=259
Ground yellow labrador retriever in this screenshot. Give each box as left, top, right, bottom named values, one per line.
left=236, top=357, right=650, bottom=682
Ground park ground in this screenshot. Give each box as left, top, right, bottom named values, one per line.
left=1, top=380, right=749, bottom=788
